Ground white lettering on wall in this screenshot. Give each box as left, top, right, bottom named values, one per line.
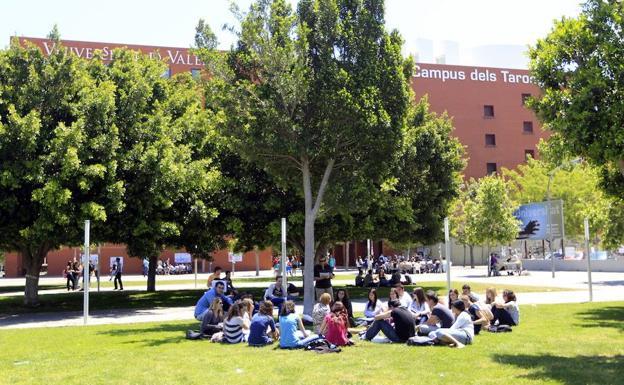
left=413, top=64, right=535, bottom=85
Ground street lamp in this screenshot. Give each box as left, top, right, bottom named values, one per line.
left=545, top=157, right=582, bottom=278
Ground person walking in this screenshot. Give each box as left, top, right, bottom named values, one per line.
left=113, top=257, right=124, bottom=291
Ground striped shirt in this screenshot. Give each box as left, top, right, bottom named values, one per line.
left=224, top=316, right=247, bottom=344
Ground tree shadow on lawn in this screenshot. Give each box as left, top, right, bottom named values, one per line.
left=493, top=354, right=623, bottom=385
left=575, top=306, right=624, bottom=332
left=96, top=322, right=196, bottom=347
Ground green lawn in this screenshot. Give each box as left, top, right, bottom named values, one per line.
left=0, top=280, right=570, bottom=316
left=0, top=302, right=622, bottom=385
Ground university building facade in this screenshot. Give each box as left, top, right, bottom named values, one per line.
left=3, top=37, right=546, bottom=277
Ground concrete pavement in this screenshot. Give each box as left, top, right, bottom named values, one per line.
left=1, top=266, right=623, bottom=329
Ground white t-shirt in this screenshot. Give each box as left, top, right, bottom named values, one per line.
left=364, top=300, right=383, bottom=318
left=409, top=300, right=430, bottom=316
left=451, top=311, right=475, bottom=340
left=399, top=292, right=412, bottom=308
left=504, top=301, right=520, bottom=325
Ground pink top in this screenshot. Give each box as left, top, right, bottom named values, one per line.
left=323, top=313, right=349, bottom=346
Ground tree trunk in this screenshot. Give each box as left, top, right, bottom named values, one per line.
left=254, top=246, right=260, bottom=277
left=23, top=249, right=46, bottom=307
left=469, top=245, right=474, bottom=269
left=147, top=255, right=158, bottom=292
left=463, top=244, right=466, bottom=268
left=486, top=244, right=491, bottom=277
left=301, top=156, right=334, bottom=315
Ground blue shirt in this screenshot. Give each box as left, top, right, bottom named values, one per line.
left=248, top=314, right=276, bottom=345
left=193, top=289, right=232, bottom=319
left=279, top=313, right=301, bottom=348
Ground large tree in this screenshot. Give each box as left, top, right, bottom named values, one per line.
left=99, top=49, right=222, bottom=292
left=0, top=34, right=124, bottom=305
left=200, top=0, right=412, bottom=313
left=529, top=0, right=624, bottom=195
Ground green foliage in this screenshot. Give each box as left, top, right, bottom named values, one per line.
left=503, top=157, right=614, bottom=243
left=464, top=176, right=519, bottom=248
left=0, top=36, right=124, bottom=304
left=529, top=0, right=624, bottom=193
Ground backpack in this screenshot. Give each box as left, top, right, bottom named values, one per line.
left=304, top=338, right=342, bottom=353
left=488, top=324, right=513, bottom=333
left=406, top=336, right=435, bottom=346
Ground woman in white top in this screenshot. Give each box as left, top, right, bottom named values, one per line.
left=355, top=288, right=383, bottom=327
left=491, top=289, right=520, bottom=326
left=408, top=287, right=430, bottom=324
left=430, top=300, right=475, bottom=348
left=311, top=293, right=331, bottom=333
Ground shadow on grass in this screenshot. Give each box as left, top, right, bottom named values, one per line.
left=0, top=284, right=67, bottom=294
left=493, top=354, right=623, bottom=385
left=96, top=322, right=196, bottom=347
left=576, top=306, right=624, bottom=332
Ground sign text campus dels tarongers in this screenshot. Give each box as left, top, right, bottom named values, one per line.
left=38, top=40, right=204, bottom=66
left=413, top=64, right=534, bottom=84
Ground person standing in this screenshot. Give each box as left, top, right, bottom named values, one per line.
left=142, top=258, right=149, bottom=277
left=314, top=256, right=334, bottom=301
left=206, top=266, right=222, bottom=288
left=113, top=257, right=123, bottom=291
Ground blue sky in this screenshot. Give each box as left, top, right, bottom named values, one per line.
left=1, top=0, right=583, bottom=67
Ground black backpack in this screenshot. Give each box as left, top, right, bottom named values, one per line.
left=304, top=338, right=342, bottom=353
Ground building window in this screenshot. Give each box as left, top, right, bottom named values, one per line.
left=191, top=68, right=201, bottom=80
left=525, top=149, right=535, bottom=159
left=522, top=93, right=531, bottom=105
left=485, top=134, right=496, bottom=147
left=484, top=105, right=495, bottom=118
left=486, top=163, right=497, bottom=174
left=161, top=68, right=171, bottom=79
left=523, top=121, right=534, bottom=134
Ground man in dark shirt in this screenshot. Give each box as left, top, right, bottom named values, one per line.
left=363, top=300, right=415, bottom=342
left=417, top=290, right=454, bottom=335
left=313, top=256, right=334, bottom=301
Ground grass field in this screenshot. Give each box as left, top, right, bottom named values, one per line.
left=0, top=302, right=622, bottom=385
left=0, top=281, right=571, bottom=315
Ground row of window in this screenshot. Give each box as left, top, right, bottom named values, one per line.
left=483, top=93, right=532, bottom=118
left=486, top=151, right=535, bottom=174
left=484, top=126, right=533, bottom=147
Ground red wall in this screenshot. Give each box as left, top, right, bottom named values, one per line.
left=411, top=63, right=546, bottom=180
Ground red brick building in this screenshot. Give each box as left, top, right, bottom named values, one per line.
left=2, top=38, right=547, bottom=276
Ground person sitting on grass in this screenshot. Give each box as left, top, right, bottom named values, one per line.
left=194, top=281, right=233, bottom=321
left=223, top=302, right=250, bottom=344
left=389, top=269, right=402, bottom=286
left=279, top=301, right=321, bottom=348
left=355, top=269, right=365, bottom=287
left=378, top=268, right=390, bottom=287
left=206, top=266, right=222, bottom=288
left=362, top=299, right=415, bottom=343
left=199, top=298, right=225, bottom=336
left=462, top=284, right=480, bottom=303
left=408, top=287, right=430, bottom=325
left=429, top=300, right=475, bottom=348
left=459, top=294, right=492, bottom=335
left=312, top=293, right=332, bottom=334
left=395, top=284, right=412, bottom=308
left=363, top=269, right=375, bottom=287
left=491, top=289, right=520, bottom=327
left=448, top=289, right=459, bottom=309
left=248, top=300, right=279, bottom=347
left=356, top=288, right=383, bottom=326
left=416, top=291, right=454, bottom=335
left=334, top=288, right=355, bottom=326
left=320, top=301, right=351, bottom=346
left=264, top=275, right=296, bottom=312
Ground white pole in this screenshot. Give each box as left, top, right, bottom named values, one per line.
left=194, top=258, right=198, bottom=289
left=83, top=220, right=90, bottom=326
left=444, top=217, right=451, bottom=292
left=281, top=218, right=288, bottom=298
left=584, top=218, right=593, bottom=302
left=96, top=244, right=101, bottom=293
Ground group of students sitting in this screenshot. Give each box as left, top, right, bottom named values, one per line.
left=193, top=279, right=519, bottom=349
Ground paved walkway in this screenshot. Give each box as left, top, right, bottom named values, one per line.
left=1, top=267, right=623, bottom=329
